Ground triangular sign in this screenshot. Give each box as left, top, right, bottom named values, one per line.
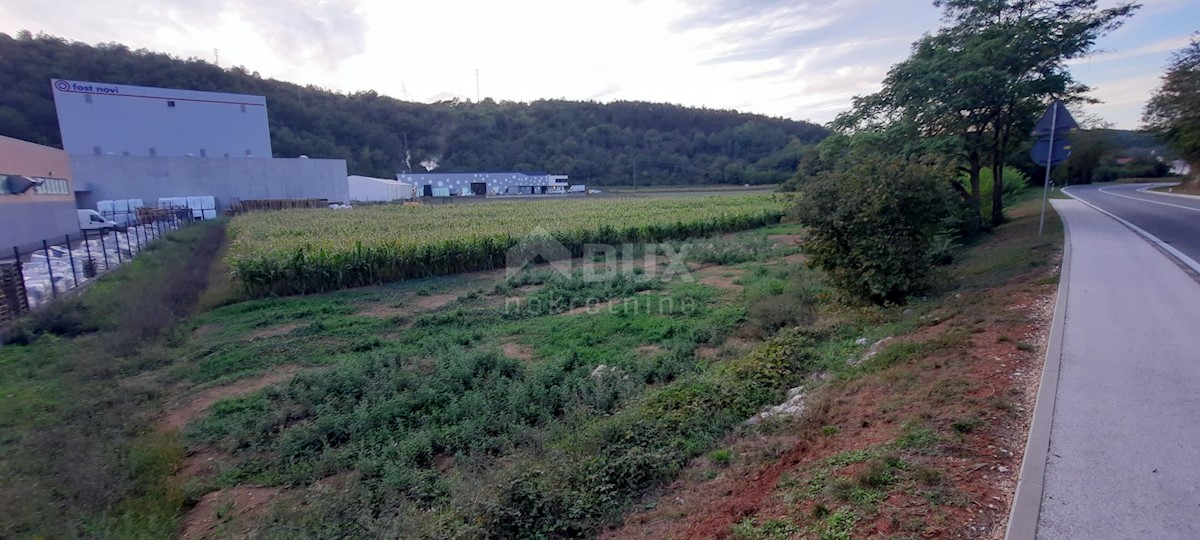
left=1032, top=100, right=1078, bottom=136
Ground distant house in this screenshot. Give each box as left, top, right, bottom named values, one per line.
left=1114, top=157, right=1134, bottom=165
left=398, top=171, right=570, bottom=197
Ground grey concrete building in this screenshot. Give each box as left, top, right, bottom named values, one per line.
left=398, top=171, right=569, bottom=196
left=71, top=156, right=349, bottom=211
left=51, top=79, right=272, bottom=158
left=0, top=135, right=80, bottom=250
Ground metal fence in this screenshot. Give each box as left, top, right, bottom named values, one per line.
left=0, top=208, right=197, bottom=325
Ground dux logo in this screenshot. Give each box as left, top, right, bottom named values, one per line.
left=505, top=228, right=694, bottom=283
left=506, top=227, right=573, bottom=279
left=54, top=80, right=70, bottom=91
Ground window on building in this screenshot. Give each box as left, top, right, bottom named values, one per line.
left=84, top=94, right=92, bottom=104
left=245, top=150, right=252, bottom=157
left=122, top=151, right=130, bottom=156
left=200, top=149, right=207, bottom=157
left=149, top=147, right=157, bottom=157
left=167, top=100, right=176, bottom=108
left=93, top=146, right=101, bottom=155
left=240, top=104, right=247, bottom=113
left=33, top=178, right=69, bottom=195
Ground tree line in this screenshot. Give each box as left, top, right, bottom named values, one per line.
left=0, top=31, right=826, bottom=185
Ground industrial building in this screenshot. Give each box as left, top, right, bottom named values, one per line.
left=398, top=171, right=571, bottom=197
left=52, top=79, right=272, bottom=158
left=0, top=135, right=80, bottom=249
left=348, top=175, right=416, bottom=202
left=52, top=79, right=348, bottom=210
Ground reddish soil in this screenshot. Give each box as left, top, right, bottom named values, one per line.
left=502, top=341, right=535, bottom=362
left=163, top=365, right=302, bottom=432
left=179, top=486, right=281, bottom=540
left=192, top=323, right=220, bottom=338
left=699, top=274, right=744, bottom=291
left=604, top=271, right=1057, bottom=539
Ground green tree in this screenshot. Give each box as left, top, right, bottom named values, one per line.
left=1143, top=35, right=1200, bottom=189
left=836, top=0, right=1137, bottom=225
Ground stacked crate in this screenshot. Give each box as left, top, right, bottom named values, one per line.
left=0, top=261, right=29, bottom=325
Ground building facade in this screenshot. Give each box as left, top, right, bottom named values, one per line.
left=0, top=136, right=80, bottom=250
left=71, top=156, right=349, bottom=211
left=398, top=172, right=569, bottom=196
left=51, top=79, right=272, bottom=158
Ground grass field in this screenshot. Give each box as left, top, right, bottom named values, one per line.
left=228, top=195, right=786, bottom=296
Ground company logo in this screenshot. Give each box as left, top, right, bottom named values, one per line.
left=54, top=80, right=120, bottom=95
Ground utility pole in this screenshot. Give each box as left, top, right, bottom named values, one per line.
left=475, top=68, right=480, bottom=102
left=214, top=48, right=220, bottom=66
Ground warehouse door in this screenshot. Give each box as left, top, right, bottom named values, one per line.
left=422, top=185, right=432, bottom=197
left=470, top=182, right=486, bottom=196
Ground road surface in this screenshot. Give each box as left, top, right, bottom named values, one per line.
left=1061, top=183, right=1200, bottom=271
left=1023, top=189, right=1200, bottom=539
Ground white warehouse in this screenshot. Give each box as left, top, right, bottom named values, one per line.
left=52, top=79, right=272, bottom=158
left=52, top=79, right=348, bottom=210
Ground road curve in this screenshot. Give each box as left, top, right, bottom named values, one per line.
left=1063, top=183, right=1200, bottom=272
left=1028, top=199, right=1200, bottom=539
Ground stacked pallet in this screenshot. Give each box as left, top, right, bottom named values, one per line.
left=0, top=262, right=29, bottom=325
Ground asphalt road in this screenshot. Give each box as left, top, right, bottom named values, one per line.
left=1062, top=183, right=1200, bottom=272
left=1032, top=197, right=1200, bottom=539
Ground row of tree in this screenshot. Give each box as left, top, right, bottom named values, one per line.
left=0, top=31, right=827, bottom=185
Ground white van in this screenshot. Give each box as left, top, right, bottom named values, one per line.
left=77, top=209, right=123, bottom=232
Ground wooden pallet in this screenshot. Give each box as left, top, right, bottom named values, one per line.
left=0, top=261, right=29, bottom=325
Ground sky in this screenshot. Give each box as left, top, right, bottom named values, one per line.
left=1, top=0, right=1196, bottom=129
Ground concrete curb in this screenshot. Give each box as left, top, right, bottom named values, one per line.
left=1004, top=201, right=1071, bottom=540
left=1136, top=182, right=1200, bottom=201
left=1065, top=186, right=1200, bottom=277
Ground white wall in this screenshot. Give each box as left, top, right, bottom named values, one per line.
left=52, top=79, right=272, bottom=158
left=71, top=156, right=349, bottom=211
left=348, top=175, right=414, bottom=202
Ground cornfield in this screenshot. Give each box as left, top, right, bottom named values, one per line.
left=228, top=195, right=786, bottom=296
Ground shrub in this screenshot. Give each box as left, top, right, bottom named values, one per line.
left=792, top=155, right=954, bottom=304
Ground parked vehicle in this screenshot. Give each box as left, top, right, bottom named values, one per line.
left=77, top=209, right=124, bottom=232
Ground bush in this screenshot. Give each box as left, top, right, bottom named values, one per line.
left=792, top=155, right=954, bottom=304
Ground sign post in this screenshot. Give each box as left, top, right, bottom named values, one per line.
left=1031, top=100, right=1078, bottom=236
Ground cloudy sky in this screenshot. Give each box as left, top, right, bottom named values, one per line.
left=2, top=0, right=1196, bottom=128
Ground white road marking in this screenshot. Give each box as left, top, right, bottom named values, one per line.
left=1097, top=186, right=1200, bottom=213
left=1063, top=186, right=1200, bottom=276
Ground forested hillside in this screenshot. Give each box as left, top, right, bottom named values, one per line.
left=0, top=32, right=826, bottom=184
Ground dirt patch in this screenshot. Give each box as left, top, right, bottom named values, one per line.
left=634, top=344, right=664, bottom=356
left=767, top=234, right=803, bottom=246
left=163, top=365, right=302, bottom=431
left=179, top=486, right=281, bottom=540
left=502, top=341, right=535, bottom=362
left=696, top=346, right=722, bottom=359
left=699, top=274, right=743, bottom=291
left=193, top=323, right=220, bottom=338
left=416, top=293, right=458, bottom=310
left=246, top=323, right=300, bottom=340
left=358, top=303, right=408, bottom=318
left=180, top=446, right=232, bottom=481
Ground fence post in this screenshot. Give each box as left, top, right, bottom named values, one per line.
left=83, top=230, right=93, bottom=278
left=99, top=230, right=110, bottom=271
left=42, top=239, right=57, bottom=299
left=115, top=231, right=123, bottom=264
left=66, top=234, right=77, bottom=288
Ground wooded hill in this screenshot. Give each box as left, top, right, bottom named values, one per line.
left=0, top=32, right=827, bottom=185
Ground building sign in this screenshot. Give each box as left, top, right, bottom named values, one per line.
left=54, top=80, right=120, bottom=95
